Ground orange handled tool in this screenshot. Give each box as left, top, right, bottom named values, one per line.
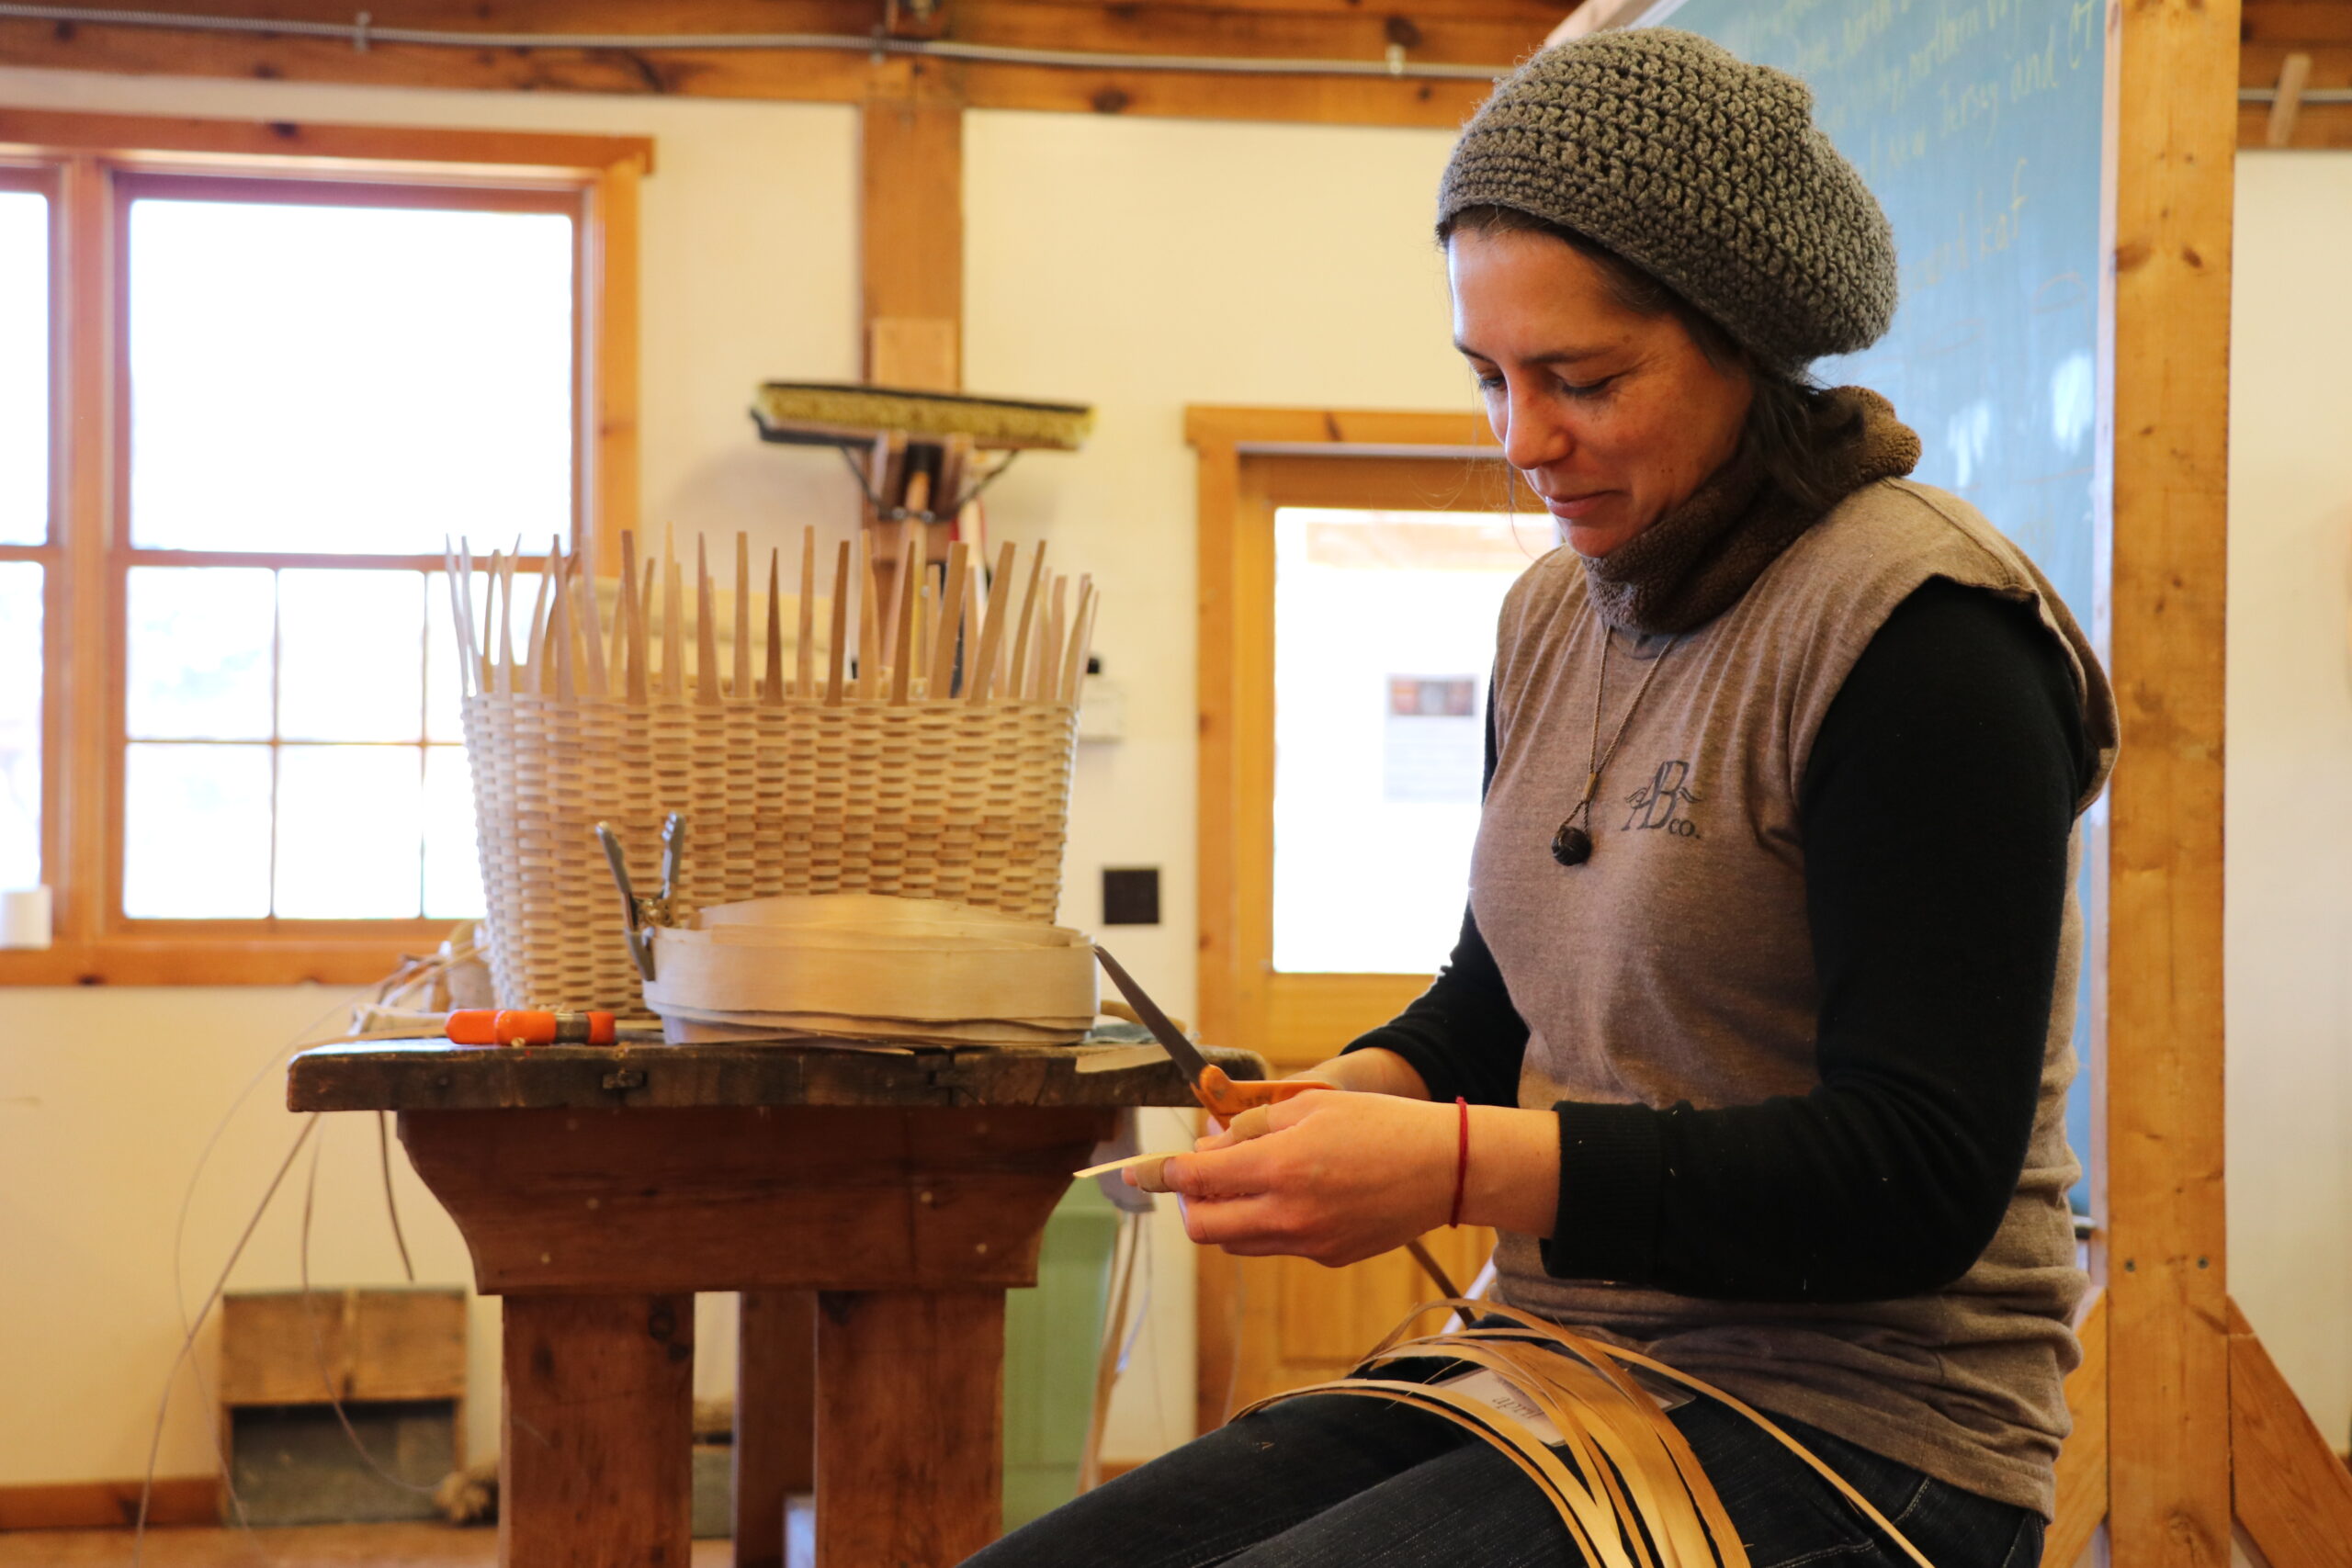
left=1092, top=945, right=1331, bottom=1116
left=446, top=1010, right=617, bottom=1047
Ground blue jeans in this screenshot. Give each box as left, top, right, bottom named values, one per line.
left=964, top=1387, right=2043, bottom=1568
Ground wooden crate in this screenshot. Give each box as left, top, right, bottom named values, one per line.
left=220, top=1286, right=467, bottom=1407
left=218, top=1287, right=468, bottom=1526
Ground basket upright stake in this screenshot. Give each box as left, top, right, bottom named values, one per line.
left=763, top=547, right=785, bottom=705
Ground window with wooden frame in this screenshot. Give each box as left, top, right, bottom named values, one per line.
left=0, top=112, right=645, bottom=986
left=1190, top=406, right=1529, bottom=1425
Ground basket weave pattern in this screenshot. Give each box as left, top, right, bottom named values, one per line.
left=463, top=694, right=1079, bottom=1016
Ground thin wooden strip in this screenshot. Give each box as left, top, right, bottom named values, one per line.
left=444, top=541, right=477, bottom=700
left=732, top=532, right=752, bottom=702
left=1408, top=1317, right=1746, bottom=1564
left=1006, top=541, right=1046, bottom=707
left=662, top=525, right=684, bottom=699
left=797, top=525, right=817, bottom=700
left=489, top=551, right=512, bottom=695
left=606, top=533, right=635, bottom=691
left=523, top=548, right=556, bottom=694
left=967, top=543, right=1016, bottom=705
left=929, top=541, right=970, bottom=699
left=539, top=541, right=570, bottom=699
left=1459, top=1341, right=1695, bottom=1568
left=1037, top=575, right=1068, bottom=702
left=1459, top=1302, right=1918, bottom=1568
left=695, top=535, right=722, bottom=707
left=571, top=556, right=607, bottom=698
left=1059, top=581, right=1098, bottom=704
left=461, top=541, right=486, bottom=699
left=616, top=531, right=648, bottom=705
left=824, top=540, right=851, bottom=708
left=642, top=557, right=659, bottom=690
left=555, top=548, right=585, bottom=702
left=912, top=578, right=933, bottom=699
left=855, top=530, right=882, bottom=701
left=1239, top=1381, right=1621, bottom=1568
left=762, top=548, right=785, bottom=706
left=889, top=535, right=920, bottom=705
left=1400, top=1343, right=1654, bottom=1568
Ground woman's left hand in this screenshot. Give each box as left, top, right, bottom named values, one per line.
left=1155, top=1090, right=1458, bottom=1268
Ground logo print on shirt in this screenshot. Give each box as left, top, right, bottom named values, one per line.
left=1622, top=760, right=1702, bottom=839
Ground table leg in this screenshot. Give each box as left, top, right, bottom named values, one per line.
left=735, top=1290, right=816, bottom=1568
left=815, top=1289, right=1005, bottom=1568
left=501, top=1292, right=695, bottom=1568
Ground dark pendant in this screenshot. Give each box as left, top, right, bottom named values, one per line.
left=1551, top=821, right=1593, bottom=867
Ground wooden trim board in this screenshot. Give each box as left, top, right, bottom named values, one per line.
left=2229, top=1298, right=2352, bottom=1568
left=0, top=1477, right=220, bottom=1531
left=0, top=10, right=1517, bottom=131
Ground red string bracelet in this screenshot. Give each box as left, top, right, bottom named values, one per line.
left=1448, top=1095, right=1470, bottom=1228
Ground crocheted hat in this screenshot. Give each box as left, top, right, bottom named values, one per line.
left=1438, top=29, right=1897, bottom=373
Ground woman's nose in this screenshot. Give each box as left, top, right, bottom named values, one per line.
left=1496, top=382, right=1573, bottom=473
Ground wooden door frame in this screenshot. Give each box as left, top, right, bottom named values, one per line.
left=1188, top=405, right=1507, bottom=1067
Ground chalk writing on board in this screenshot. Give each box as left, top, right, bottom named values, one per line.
left=1665, top=0, right=2103, bottom=615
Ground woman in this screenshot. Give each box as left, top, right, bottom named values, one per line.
left=968, top=28, right=2114, bottom=1568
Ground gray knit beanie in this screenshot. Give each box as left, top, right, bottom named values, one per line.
left=1438, top=29, right=1896, bottom=373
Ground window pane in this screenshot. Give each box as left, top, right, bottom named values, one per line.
left=124, top=743, right=273, bottom=917
left=1272, top=508, right=1536, bottom=975
left=0, top=192, right=46, bottom=546
left=275, top=745, right=423, bottom=919
left=128, top=566, right=276, bottom=740
left=423, top=745, right=483, bottom=919
left=279, top=569, right=424, bottom=741
left=0, top=563, right=41, bottom=888
left=128, top=197, right=573, bottom=554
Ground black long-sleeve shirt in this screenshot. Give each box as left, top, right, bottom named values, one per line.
left=1343, top=577, right=2092, bottom=1303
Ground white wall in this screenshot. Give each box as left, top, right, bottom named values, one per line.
left=2224, top=151, right=2352, bottom=1452
left=0, top=66, right=1472, bottom=1484
left=964, top=108, right=1464, bottom=1456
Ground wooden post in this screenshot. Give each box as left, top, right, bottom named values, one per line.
left=502, top=1293, right=695, bottom=1568
left=861, top=60, right=965, bottom=619
left=733, top=1291, right=816, bottom=1568
left=861, top=59, right=964, bottom=390
left=815, top=1289, right=1005, bottom=1568
left=2103, top=0, right=2240, bottom=1561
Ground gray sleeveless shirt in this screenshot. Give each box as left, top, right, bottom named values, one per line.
left=1476, top=476, right=2118, bottom=1517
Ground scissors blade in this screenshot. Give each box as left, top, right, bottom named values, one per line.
left=1092, top=945, right=1213, bottom=1089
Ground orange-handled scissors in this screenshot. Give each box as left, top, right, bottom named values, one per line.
left=1093, top=945, right=1332, bottom=1118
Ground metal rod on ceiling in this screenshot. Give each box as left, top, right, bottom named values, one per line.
left=0, top=2, right=1518, bottom=81
left=2242, top=85, right=2352, bottom=103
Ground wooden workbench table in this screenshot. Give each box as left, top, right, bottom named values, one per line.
left=288, top=1037, right=1252, bottom=1568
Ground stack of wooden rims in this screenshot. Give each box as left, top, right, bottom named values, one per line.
left=644, top=893, right=1099, bottom=1046
left=448, top=526, right=1099, bottom=1019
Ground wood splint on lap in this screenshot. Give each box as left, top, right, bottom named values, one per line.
left=1231, top=1300, right=1938, bottom=1568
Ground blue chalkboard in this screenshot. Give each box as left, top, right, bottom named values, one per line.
left=1657, top=0, right=2108, bottom=1209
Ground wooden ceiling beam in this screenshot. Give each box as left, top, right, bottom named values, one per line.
left=955, top=0, right=1541, bottom=70
left=2242, top=0, right=2352, bottom=48
left=0, top=0, right=1536, bottom=128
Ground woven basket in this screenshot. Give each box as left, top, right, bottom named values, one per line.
left=462, top=694, right=1080, bottom=1017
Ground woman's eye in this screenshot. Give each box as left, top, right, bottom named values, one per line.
left=1473, top=370, right=1506, bottom=391
left=1557, top=374, right=1617, bottom=400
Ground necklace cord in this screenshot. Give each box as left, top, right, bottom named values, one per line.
left=1570, top=624, right=1680, bottom=830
